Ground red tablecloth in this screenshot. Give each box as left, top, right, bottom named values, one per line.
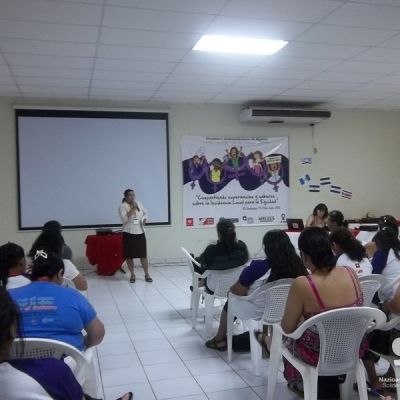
left=85, top=234, right=125, bottom=276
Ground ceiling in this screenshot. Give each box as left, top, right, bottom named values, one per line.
left=2, top=0, right=400, bottom=109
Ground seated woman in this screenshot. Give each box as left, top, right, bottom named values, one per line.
left=330, top=228, right=372, bottom=276
left=0, top=286, right=132, bottom=400
left=194, top=218, right=249, bottom=293
left=365, top=215, right=399, bottom=260
left=0, top=242, right=30, bottom=289
left=326, top=210, right=348, bottom=233
left=206, top=230, right=308, bottom=351
left=366, top=228, right=400, bottom=298
left=29, top=224, right=87, bottom=291
left=280, top=227, right=364, bottom=395
left=363, top=281, right=400, bottom=392
left=9, top=250, right=105, bottom=351
left=305, top=203, right=328, bottom=228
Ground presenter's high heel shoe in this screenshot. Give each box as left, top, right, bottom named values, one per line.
left=129, top=275, right=136, bottom=283
left=145, top=275, right=153, bottom=282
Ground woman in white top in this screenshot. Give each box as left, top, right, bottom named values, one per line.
left=329, top=228, right=372, bottom=276
left=0, top=242, right=30, bottom=289
left=118, top=189, right=152, bottom=283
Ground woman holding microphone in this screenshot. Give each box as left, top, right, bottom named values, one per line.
left=119, top=189, right=152, bottom=283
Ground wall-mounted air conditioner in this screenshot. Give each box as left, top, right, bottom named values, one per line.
left=239, top=107, right=331, bottom=124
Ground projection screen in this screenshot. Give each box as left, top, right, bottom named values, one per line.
left=16, top=109, right=170, bottom=230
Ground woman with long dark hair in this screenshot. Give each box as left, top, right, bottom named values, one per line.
left=118, top=188, right=152, bottom=283
left=330, top=228, right=372, bottom=276
left=305, top=203, right=328, bottom=228
left=29, top=224, right=87, bottom=291
left=0, top=242, right=30, bottom=289
left=280, top=228, right=364, bottom=396
left=194, top=218, right=248, bottom=284
left=205, top=229, right=307, bottom=351
left=326, top=210, right=348, bottom=233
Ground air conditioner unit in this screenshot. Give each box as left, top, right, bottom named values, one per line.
left=239, top=107, right=331, bottom=124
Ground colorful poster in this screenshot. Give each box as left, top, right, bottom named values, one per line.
left=182, top=136, right=289, bottom=228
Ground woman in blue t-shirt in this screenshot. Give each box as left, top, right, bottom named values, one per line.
left=9, top=250, right=104, bottom=351
left=0, top=286, right=133, bottom=400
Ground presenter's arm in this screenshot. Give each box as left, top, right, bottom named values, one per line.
left=84, top=317, right=105, bottom=348
left=141, top=202, right=148, bottom=224
left=305, top=215, right=314, bottom=228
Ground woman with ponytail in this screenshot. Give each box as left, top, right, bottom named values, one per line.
left=0, top=242, right=30, bottom=289
left=280, top=227, right=364, bottom=396
left=194, top=218, right=248, bottom=279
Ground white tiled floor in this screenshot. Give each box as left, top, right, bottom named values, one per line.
left=85, top=264, right=370, bottom=400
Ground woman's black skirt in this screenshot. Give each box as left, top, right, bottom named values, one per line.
left=122, top=232, right=147, bottom=258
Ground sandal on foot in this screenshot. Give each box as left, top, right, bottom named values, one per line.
left=116, top=392, right=133, bottom=400
left=287, top=382, right=304, bottom=397
left=205, top=337, right=227, bottom=351
left=129, top=276, right=136, bottom=283
left=145, top=275, right=153, bottom=282
left=253, top=330, right=270, bottom=358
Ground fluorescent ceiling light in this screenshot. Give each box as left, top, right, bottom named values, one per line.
left=193, top=35, right=288, bottom=55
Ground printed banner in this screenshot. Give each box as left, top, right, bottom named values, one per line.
left=182, top=136, right=289, bottom=228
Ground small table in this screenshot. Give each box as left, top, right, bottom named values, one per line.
left=85, top=234, right=125, bottom=276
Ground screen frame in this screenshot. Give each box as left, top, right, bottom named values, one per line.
left=16, top=108, right=171, bottom=230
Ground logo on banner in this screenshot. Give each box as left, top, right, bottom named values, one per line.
left=186, top=218, right=194, bottom=227
left=242, top=216, right=254, bottom=224
left=199, top=218, right=214, bottom=226
left=259, top=216, right=275, bottom=223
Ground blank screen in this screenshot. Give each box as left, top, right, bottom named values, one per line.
left=16, top=109, right=170, bottom=229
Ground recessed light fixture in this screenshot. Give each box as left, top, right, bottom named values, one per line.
left=192, top=35, right=288, bottom=55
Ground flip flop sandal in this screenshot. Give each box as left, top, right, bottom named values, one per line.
left=116, top=392, right=133, bottom=400
left=287, top=382, right=304, bottom=397
left=129, top=276, right=136, bottom=283
left=253, top=330, right=270, bottom=358
left=205, top=337, right=227, bottom=351
left=145, top=275, right=153, bottom=282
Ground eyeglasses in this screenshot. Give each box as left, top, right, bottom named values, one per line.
left=34, top=250, right=48, bottom=260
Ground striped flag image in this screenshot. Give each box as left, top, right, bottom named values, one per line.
left=320, top=177, right=331, bottom=185
left=341, top=190, right=352, bottom=199
left=330, top=185, right=341, bottom=194
left=309, top=184, right=320, bottom=193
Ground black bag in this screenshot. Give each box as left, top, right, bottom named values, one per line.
left=232, top=331, right=251, bottom=352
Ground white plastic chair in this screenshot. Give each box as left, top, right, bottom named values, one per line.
left=181, top=247, right=210, bottom=328
left=359, top=274, right=387, bottom=306
left=227, top=278, right=294, bottom=375
left=379, top=275, right=400, bottom=302
left=10, top=338, right=102, bottom=398
left=63, top=277, right=77, bottom=289
left=204, top=265, right=246, bottom=337
left=369, top=314, right=400, bottom=400
left=227, top=284, right=267, bottom=368
left=267, top=307, right=386, bottom=400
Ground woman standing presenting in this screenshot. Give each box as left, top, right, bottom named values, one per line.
left=119, top=189, right=153, bottom=283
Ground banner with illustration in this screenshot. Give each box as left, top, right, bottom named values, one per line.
left=182, top=136, right=289, bottom=228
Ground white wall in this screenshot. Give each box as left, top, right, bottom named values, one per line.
left=0, top=97, right=399, bottom=266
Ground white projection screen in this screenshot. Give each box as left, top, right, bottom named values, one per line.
left=16, top=109, right=170, bottom=230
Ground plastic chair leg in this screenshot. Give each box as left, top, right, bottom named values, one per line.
left=249, top=319, right=262, bottom=376
left=339, top=371, right=354, bottom=400
left=355, top=361, right=368, bottom=400
left=227, top=307, right=234, bottom=362
left=191, top=291, right=201, bottom=329
left=266, top=330, right=282, bottom=400
left=204, top=294, right=215, bottom=338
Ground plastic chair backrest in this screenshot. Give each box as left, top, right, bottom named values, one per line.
left=10, top=337, right=86, bottom=360
left=301, top=307, right=386, bottom=375
left=63, top=277, right=76, bottom=289
left=207, top=265, right=246, bottom=297
left=379, top=275, right=400, bottom=301
left=359, top=274, right=386, bottom=305
left=262, top=278, right=294, bottom=324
